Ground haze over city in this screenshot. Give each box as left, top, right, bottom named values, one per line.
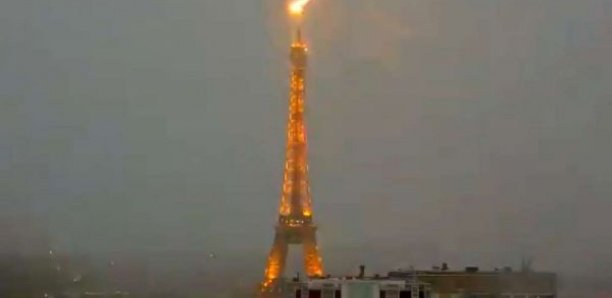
left=1, top=0, right=611, bottom=297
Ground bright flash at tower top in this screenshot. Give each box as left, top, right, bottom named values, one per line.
left=288, top=0, right=311, bottom=17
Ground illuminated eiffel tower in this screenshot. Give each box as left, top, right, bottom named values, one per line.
left=261, top=29, right=324, bottom=290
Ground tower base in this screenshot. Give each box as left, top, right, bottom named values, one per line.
left=262, top=224, right=323, bottom=291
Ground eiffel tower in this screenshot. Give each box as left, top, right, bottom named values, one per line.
left=261, top=29, right=324, bottom=291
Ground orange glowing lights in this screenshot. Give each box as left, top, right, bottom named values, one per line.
left=260, top=4, right=324, bottom=292
left=289, top=0, right=311, bottom=16
left=277, top=50, right=312, bottom=218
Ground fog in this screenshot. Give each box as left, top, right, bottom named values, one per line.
left=1, top=0, right=611, bottom=296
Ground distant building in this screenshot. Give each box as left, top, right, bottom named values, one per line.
left=279, top=278, right=431, bottom=298
left=271, top=265, right=556, bottom=298
left=389, top=267, right=557, bottom=298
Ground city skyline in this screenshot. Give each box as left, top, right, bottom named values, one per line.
left=1, top=0, right=611, bottom=296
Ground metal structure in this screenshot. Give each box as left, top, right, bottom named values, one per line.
left=261, top=29, right=324, bottom=291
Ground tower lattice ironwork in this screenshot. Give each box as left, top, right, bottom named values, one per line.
left=261, top=29, right=324, bottom=290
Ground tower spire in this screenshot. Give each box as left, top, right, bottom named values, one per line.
left=295, top=27, right=302, bottom=43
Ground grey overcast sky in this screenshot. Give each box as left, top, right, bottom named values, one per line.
left=1, top=0, right=611, bottom=278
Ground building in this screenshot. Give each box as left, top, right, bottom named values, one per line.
left=275, top=265, right=556, bottom=298
left=280, top=278, right=431, bottom=298
left=389, top=266, right=557, bottom=298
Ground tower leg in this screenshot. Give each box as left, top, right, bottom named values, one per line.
left=302, top=230, right=324, bottom=277
left=263, top=232, right=288, bottom=289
